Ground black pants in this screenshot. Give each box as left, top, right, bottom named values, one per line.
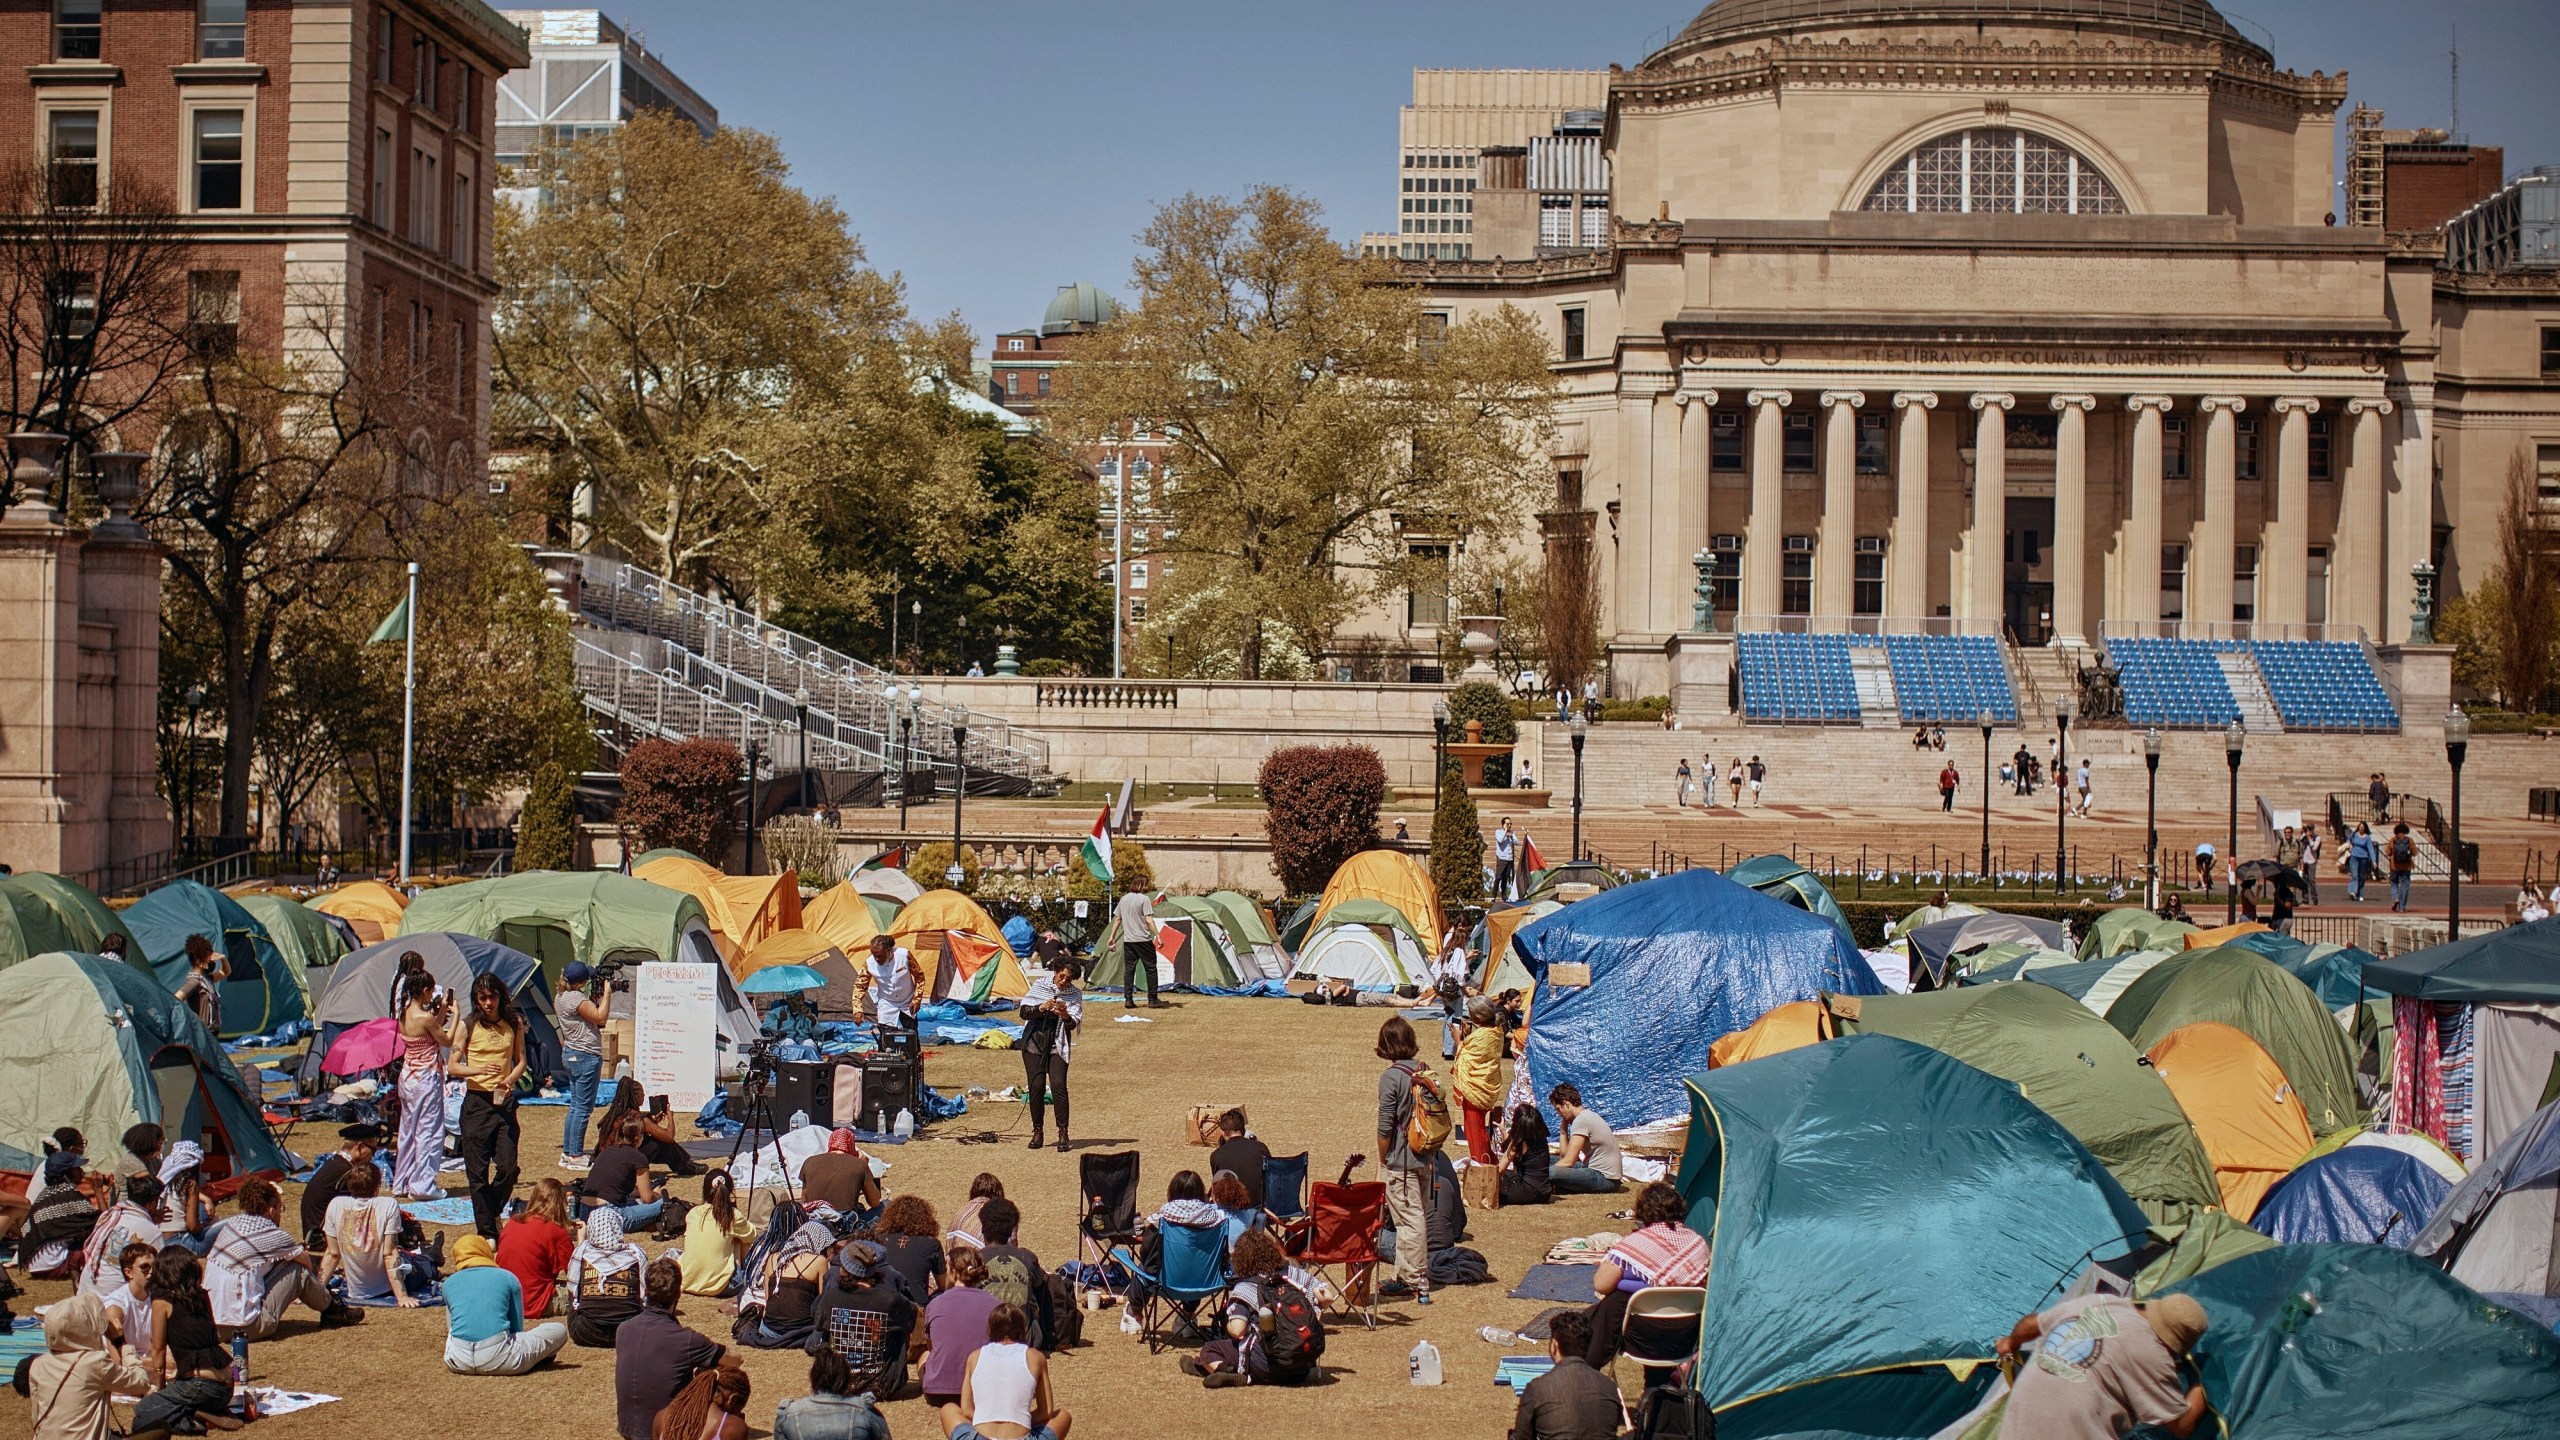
left=1586, top=1289, right=1686, bottom=1388
left=1940, top=787, right=1955, bottom=812
left=1493, top=858, right=1515, bottom=897
left=458, top=1090, right=521, bottom=1240
left=1024, top=1042, right=1069, bottom=1135
left=131, top=1376, right=232, bottom=1435
left=1122, top=940, right=1157, bottom=1004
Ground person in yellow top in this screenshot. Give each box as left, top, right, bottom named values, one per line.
left=1451, top=997, right=1508, bottom=1165
left=447, top=973, right=528, bottom=1241
left=677, top=1170, right=755, bottom=1297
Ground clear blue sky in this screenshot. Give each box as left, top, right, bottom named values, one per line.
left=595, top=1, right=2560, bottom=346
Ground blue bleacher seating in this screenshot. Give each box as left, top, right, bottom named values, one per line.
left=2248, top=640, right=2400, bottom=732
left=1736, top=632, right=1859, bottom=723
left=2108, top=637, right=2242, bottom=728
left=1851, top=634, right=2020, bottom=724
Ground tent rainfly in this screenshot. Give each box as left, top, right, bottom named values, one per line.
left=306, top=880, right=407, bottom=944
left=123, top=880, right=300, bottom=1039
left=1310, top=850, right=1448, bottom=949
left=0, top=873, right=138, bottom=970
left=2108, top=945, right=2363, bottom=1136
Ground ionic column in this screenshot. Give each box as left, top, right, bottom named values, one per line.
left=2265, top=397, right=2319, bottom=628
left=1745, top=389, right=1791, bottom=619
left=1891, top=393, right=1937, bottom=619
left=1676, top=387, right=1717, bottom=594
left=2050, top=395, right=2096, bottom=646
left=2123, top=397, right=2173, bottom=627
left=2386, top=387, right=2434, bottom=645
left=1968, top=393, right=2014, bottom=623
left=2195, top=396, right=2247, bottom=628
left=1818, top=391, right=1865, bottom=618
left=2340, top=398, right=2393, bottom=640
left=1615, top=380, right=1658, bottom=636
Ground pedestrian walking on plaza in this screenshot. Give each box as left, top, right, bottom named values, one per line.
left=1938, top=762, right=1960, bottom=813
left=1674, top=758, right=1694, bottom=807
left=1728, top=760, right=1745, bottom=807
left=2074, top=759, right=2092, bottom=817
left=1372, top=1018, right=1439, bottom=1307
left=2346, top=822, right=2377, bottom=902
left=2299, top=828, right=2323, bottom=904
left=1698, top=755, right=1714, bottom=807
left=1554, top=685, right=1571, bottom=722
left=1748, top=756, right=1766, bottom=806
left=2388, top=823, right=2416, bottom=912
left=2193, top=839, right=2216, bottom=891
left=1113, top=886, right=1163, bottom=1008
left=1493, top=819, right=1518, bottom=899
left=2013, top=745, right=2033, bottom=796
left=2369, top=772, right=2392, bottom=823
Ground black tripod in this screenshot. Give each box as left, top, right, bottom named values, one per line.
left=726, top=1049, right=800, bottom=1205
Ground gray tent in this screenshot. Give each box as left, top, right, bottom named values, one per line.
left=313, top=931, right=562, bottom=1083
left=1907, top=912, right=2070, bottom=987
left=2412, top=1092, right=2560, bottom=1308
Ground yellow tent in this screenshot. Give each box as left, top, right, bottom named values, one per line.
left=632, top=857, right=805, bottom=958
left=734, top=927, right=863, bottom=1017
left=1311, top=850, right=1448, bottom=947
left=2183, top=921, right=2273, bottom=950
left=889, top=890, right=1005, bottom=947
left=803, top=881, right=883, bottom=956
left=1708, top=999, right=1835, bottom=1069
left=307, top=881, right=408, bottom=944
left=2146, top=1020, right=2315, bottom=1220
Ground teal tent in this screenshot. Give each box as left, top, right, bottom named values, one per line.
left=1676, top=1034, right=2150, bottom=1427
left=2168, top=1243, right=2560, bottom=1437
left=1725, top=855, right=1853, bottom=946
left=2224, top=929, right=2383, bottom=1011
left=0, top=951, right=289, bottom=1177
left=0, top=873, right=139, bottom=970
left=2364, top=916, right=2560, bottom=1005
left=123, top=880, right=299, bottom=1038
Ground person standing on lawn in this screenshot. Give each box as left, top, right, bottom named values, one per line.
left=1374, top=1017, right=1439, bottom=1307
left=1113, top=886, right=1163, bottom=1009
left=555, top=962, right=611, bottom=1172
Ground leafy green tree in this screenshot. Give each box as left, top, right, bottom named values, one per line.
left=1429, top=759, right=1485, bottom=905
left=905, top=842, right=983, bottom=894
left=514, top=762, right=579, bottom=872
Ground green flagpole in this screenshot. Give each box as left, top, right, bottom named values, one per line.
left=397, top=561, right=418, bottom=884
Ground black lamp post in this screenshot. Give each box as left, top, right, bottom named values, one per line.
left=2055, top=699, right=2073, bottom=893
left=744, top=737, right=762, bottom=873
left=1569, top=711, right=1590, bottom=862
left=1432, top=699, right=1451, bottom=812
left=896, top=697, right=915, bottom=833
left=910, top=599, right=922, bottom=668
left=2224, top=721, right=2245, bottom=924
left=183, top=683, right=206, bottom=854
left=2446, top=708, right=2470, bottom=938
left=948, top=720, right=970, bottom=891
left=793, top=686, right=811, bottom=812
left=2144, top=728, right=2164, bottom=910
left=1978, top=710, right=1994, bottom=879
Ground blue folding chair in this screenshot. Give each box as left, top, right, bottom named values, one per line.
left=1262, top=1151, right=1310, bottom=1223
left=1110, top=1220, right=1231, bottom=1353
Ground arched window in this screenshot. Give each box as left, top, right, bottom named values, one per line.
left=1862, top=129, right=2125, bottom=216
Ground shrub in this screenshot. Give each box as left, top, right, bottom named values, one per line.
left=905, top=841, right=984, bottom=893
left=1065, top=839, right=1155, bottom=900
left=1020, top=657, right=1071, bottom=678
left=618, top=739, right=742, bottom=859
left=763, top=815, right=838, bottom=889
left=1259, top=744, right=1387, bottom=895
left=1445, top=679, right=1519, bottom=786
left=1428, top=759, right=1485, bottom=905
left=514, top=762, right=578, bottom=872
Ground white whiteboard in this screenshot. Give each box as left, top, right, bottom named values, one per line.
left=636, top=962, right=720, bottom=1112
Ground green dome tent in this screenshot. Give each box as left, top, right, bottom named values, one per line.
left=2107, top=944, right=2364, bottom=1135
left=2077, top=906, right=2197, bottom=961
left=0, top=951, right=289, bottom=1177
left=1828, top=984, right=2222, bottom=1218
left=234, top=894, right=350, bottom=1001
left=1085, top=897, right=1255, bottom=991
left=400, top=871, right=719, bottom=984
left=1676, top=1034, right=2151, bottom=1433
left=123, top=880, right=299, bottom=1039
left=1725, top=854, right=1853, bottom=946
left=1968, top=949, right=2177, bottom=1016
left=0, top=873, right=140, bottom=970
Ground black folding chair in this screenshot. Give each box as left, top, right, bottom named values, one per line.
left=1076, top=1149, right=1141, bottom=1300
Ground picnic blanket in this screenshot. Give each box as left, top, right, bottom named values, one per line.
left=1508, top=1263, right=1599, bottom=1304
left=0, top=1316, right=42, bottom=1369
left=1495, top=1356, right=1556, bottom=1394
left=400, top=1196, right=477, bottom=1226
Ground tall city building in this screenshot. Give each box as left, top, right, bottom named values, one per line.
left=494, top=7, right=715, bottom=171
left=1385, top=69, right=1608, bottom=261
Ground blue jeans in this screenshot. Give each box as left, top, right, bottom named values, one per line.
left=1549, top=1166, right=1620, bottom=1194
left=573, top=1197, right=663, bottom=1231
left=2390, top=871, right=2412, bottom=910
left=561, top=1050, right=603, bottom=1156
left=951, top=1428, right=1055, bottom=1440
left=2347, top=858, right=2370, bottom=901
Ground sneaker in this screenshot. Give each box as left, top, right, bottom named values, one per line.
left=1178, top=1356, right=1209, bottom=1378
left=318, top=1305, right=364, bottom=1329
left=558, top=1153, right=591, bottom=1172
left=1377, top=1280, right=1414, bottom=1299
left=1203, top=1371, right=1248, bottom=1389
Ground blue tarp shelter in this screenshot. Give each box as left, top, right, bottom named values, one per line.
left=1513, top=868, right=1881, bottom=1128
left=124, top=880, right=299, bottom=1039
left=2251, top=1145, right=2450, bottom=1247
left=1000, top=915, right=1034, bottom=959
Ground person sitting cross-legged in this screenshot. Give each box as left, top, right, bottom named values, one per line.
left=443, top=1234, right=569, bottom=1376
left=776, top=1349, right=892, bottom=1440
left=938, top=1303, right=1073, bottom=1440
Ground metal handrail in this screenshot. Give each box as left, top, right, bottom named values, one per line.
left=574, top=639, right=885, bottom=773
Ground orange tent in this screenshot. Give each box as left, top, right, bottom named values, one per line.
left=803, top=881, right=882, bottom=956
left=307, top=881, right=408, bottom=944
left=632, top=856, right=804, bottom=958
left=2183, top=921, right=2273, bottom=950
left=2145, top=1020, right=2315, bottom=1219
left=733, top=927, right=862, bottom=1017
left=1709, top=1000, right=1834, bottom=1068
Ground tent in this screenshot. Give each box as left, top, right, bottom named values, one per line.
left=887, top=890, right=1011, bottom=999
left=124, top=880, right=299, bottom=1039
left=307, top=880, right=407, bottom=944
left=1945, top=938, right=2077, bottom=981
left=2366, top=920, right=2560, bottom=1166
left=935, top=929, right=1030, bottom=1003
left=399, top=871, right=721, bottom=984
left=1904, top=911, right=2070, bottom=988
left=1827, top=984, right=2223, bottom=1218
left=312, top=932, right=561, bottom=1084
left=2107, top=945, right=2363, bottom=1135
left=734, top=928, right=862, bottom=1018
left=2145, top=1021, right=2317, bottom=1220
left=2184, top=920, right=2273, bottom=949
left=0, top=951, right=289, bottom=1177
left=1512, top=868, right=1882, bottom=1130
left=1973, top=948, right=2175, bottom=1014
left=1518, top=861, right=1619, bottom=906
left=0, top=873, right=138, bottom=968
left=1289, top=904, right=1429, bottom=990
left=802, top=880, right=884, bottom=957
left=2366, top=916, right=2560, bottom=1005
left=632, top=856, right=805, bottom=959
left=2167, top=1243, right=2560, bottom=1438
left=1674, top=1035, right=2150, bottom=1427
left=1706, top=999, right=1829, bottom=1069
left=2077, top=906, right=2197, bottom=960
left=1000, top=914, right=1034, bottom=958
left=887, top=890, right=1005, bottom=953
left=1199, top=891, right=1289, bottom=981
left=851, top=864, right=923, bottom=905
left=1309, top=850, right=1448, bottom=948
left=2218, top=931, right=2385, bottom=1011
left=2412, top=1092, right=2560, bottom=1308
left=1157, top=897, right=1252, bottom=987
left=1473, top=901, right=1555, bottom=995
left=1724, top=855, right=1854, bottom=946
left=235, top=894, right=351, bottom=981
left=2251, top=1146, right=2450, bottom=1248
left=1884, top=899, right=1982, bottom=944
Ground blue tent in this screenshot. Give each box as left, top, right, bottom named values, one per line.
left=1514, top=868, right=1881, bottom=1128
left=1676, top=1034, right=2151, bottom=1431
left=2168, top=1243, right=2560, bottom=1437
left=312, top=932, right=561, bottom=1085
left=1000, top=914, right=1034, bottom=959
left=2251, top=1145, right=2451, bottom=1247
left=123, top=880, right=300, bottom=1039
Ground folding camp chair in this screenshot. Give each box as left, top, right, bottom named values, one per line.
left=1616, top=1286, right=1706, bottom=1385
left=1076, top=1150, right=1141, bottom=1300
left=1108, top=1221, right=1230, bottom=1353
left=1300, top=1178, right=1386, bottom=1329
left=1262, top=1152, right=1309, bottom=1225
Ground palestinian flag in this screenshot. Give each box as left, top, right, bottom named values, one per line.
left=1521, top=831, right=1547, bottom=877
left=860, top=846, right=904, bottom=873
left=1079, top=807, right=1113, bottom=886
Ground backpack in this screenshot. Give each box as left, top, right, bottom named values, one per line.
left=2391, top=835, right=2415, bottom=869
left=1403, top=1064, right=1455, bottom=1155
left=1632, top=1384, right=1717, bottom=1440
left=1260, top=1278, right=1326, bottom=1380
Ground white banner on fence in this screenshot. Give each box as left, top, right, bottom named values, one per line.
left=636, top=962, right=720, bottom=1112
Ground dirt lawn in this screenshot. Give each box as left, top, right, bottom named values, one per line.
left=21, top=997, right=1638, bottom=1439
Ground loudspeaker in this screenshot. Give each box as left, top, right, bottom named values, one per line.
left=765, top=1058, right=840, bottom=1128
left=859, top=1052, right=916, bottom=1128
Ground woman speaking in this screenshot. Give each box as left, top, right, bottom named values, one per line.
left=1020, top=938, right=1084, bottom=1154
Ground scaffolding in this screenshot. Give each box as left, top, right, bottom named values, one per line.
left=2345, top=103, right=2386, bottom=229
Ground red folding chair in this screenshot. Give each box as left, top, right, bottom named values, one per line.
left=1299, top=1178, right=1386, bottom=1329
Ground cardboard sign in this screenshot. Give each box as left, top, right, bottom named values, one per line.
left=1547, top=962, right=1593, bottom=989
left=635, top=962, right=720, bottom=1111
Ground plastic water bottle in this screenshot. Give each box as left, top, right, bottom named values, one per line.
left=874, top=1105, right=888, bottom=1135
left=788, top=1108, right=809, bottom=1133
left=1478, top=1325, right=1519, bottom=1346
left=1408, top=1337, right=1443, bottom=1386
left=892, top=1107, right=914, bottom=1140
left=230, top=1331, right=248, bottom=1386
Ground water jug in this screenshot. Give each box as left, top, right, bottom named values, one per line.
left=893, top=1107, right=915, bottom=1140
left=789, top=1109, right=809, bottom=1132
left=1408, top=1337, right=1443, bottom=1385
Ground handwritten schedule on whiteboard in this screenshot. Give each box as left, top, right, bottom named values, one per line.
left=636, top=963, right=719, bottom=1111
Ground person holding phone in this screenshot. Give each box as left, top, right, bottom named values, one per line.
left=1019, top=949, right=1083, bottom=1155
left=392, top=952, right=452, bottom=1201
left=448, top=973, right=528, bottom=1241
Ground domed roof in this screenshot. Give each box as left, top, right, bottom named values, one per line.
left=1040, top=281, right=1121, bottom=337
left=1657, top=0, right=2268, bottom=64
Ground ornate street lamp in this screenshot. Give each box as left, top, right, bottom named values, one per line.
left=2055, top=699, right=2074, bottom=893
left=793, top=686, right=811, bottom=812
left=1978, top=710, right=1995, bottom=879
left=1432, top=699, right=1451, bottom=812
left=2144, top=728, right=2164, bottom=910
left=2446, top=708, right=2470, bottom=938
left=1569, top=711, right=1590, bottom=862
left=2224, top=722, right=2246, bottom=924
left=948, top=720, right=970, bottom=891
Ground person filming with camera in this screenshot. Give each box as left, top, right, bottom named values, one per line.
left=556, top=962, right=613, bottom=1173
left=1019, top=939, right=1083, bottom=1155
left=1427, top=928, right=1473, bottom=1061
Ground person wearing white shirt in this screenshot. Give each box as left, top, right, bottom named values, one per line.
left=866, top=934, right=918, bottom=1031
left=1492, top=820, right=1519, bottom=900
left=1020, top=950, right=1085, bottom=1154
left=1429, top=930, right=1472, bottom=1060
left=1114, top=887, right=1163, bottom=1009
